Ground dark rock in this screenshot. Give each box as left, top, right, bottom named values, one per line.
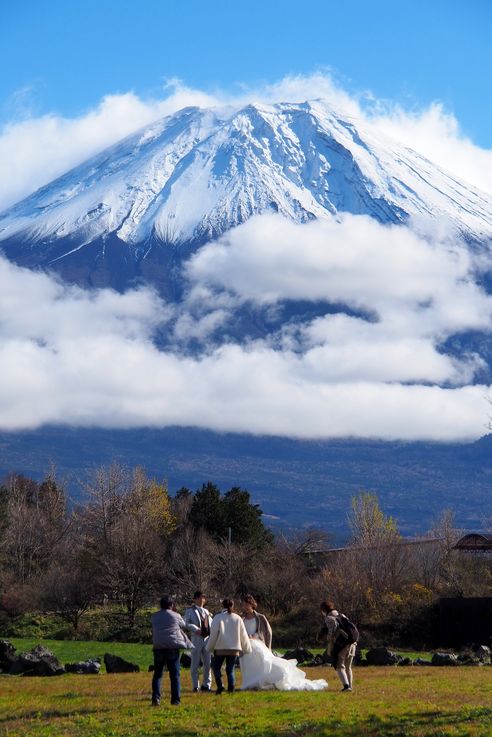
left=0, top=640, right=16, bottom=673
left=365, top=647, right=401, bottom=666
left=314, top=651, right=331, bottom=665
left=304, top=654, right=330, bottom=667
left=103, top=653, right=139, bottom=673
left=476, top=645, right=491, bottom=664
left=431, top=652, right=459, bottom=666
left=180, top=653, right=191, bottom=668
left=414, top=658, right=433, bottom=666
left=457, top=651, right=480, bottom=665
left=65, top=658, right=101, bottom=674
left=283, top=648, right=314, bottom=664
left=9, top=645, right=65, bottom=676
left=398, top=657, right=413, bottom=666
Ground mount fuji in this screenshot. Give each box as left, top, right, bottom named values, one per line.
left=3, top=99, right=492, bottom=531
left=1, top=99, right=492, bottom=294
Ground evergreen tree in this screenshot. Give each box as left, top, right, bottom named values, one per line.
left=188, top=482, right=273, bottom=549
left=222, top=487, right=274, bottom=549
left=189, top=482, right=225, bottom=537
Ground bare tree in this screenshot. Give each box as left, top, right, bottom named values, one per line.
left=38, top=552, right=99, bottom=631
left=80, top=464, right=127, bottom=548
left=252, top=537, right=312, bottom=617
left=0, top=472, right=69, bottom=585
left=79, top=466, right=175, bottom=627
left=166, top=526, right=220, bottom=602
left=429, top=509, right=492, bottom=596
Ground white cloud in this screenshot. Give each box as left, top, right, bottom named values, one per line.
left=187, top=213, right=492, bottom=335
left=0, top=219, right=491, bottom=441
left=185, top=213, right=492, bottom=389
left=0, top=313, right=489, bottom=440
left=0, top=256, right=172, bottom=341
left=1, top=72, right=492, bottom=212
left=370, top=102, right=492, bottom=195
left=0, top=82, right=220, bottom=211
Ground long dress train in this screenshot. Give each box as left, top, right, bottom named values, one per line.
left=240, top=639, right=328, bottom=691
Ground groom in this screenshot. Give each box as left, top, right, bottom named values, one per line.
left=184, top=591, right=213, bottom=692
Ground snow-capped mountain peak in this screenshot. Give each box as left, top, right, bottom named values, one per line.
left=1, top=99, right=492, bottom=290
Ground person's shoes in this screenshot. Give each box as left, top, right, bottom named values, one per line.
left=341, top=685, right=352, bottom=692
left=227, top=687, right=235, bottom=693
left=200, top=685, right=211, bottom=692
left=170, top=700, right=181, bottom=706
left=151, top=698, right=160, bottom=706
left=215, top=687, right=225, bottom=695
left=192, top=687, right=199, bottom=692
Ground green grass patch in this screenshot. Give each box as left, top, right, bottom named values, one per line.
left=8, top=638, right=154, bottom=671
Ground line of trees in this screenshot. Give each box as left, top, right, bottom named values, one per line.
left=0, top=470, right=491, bottom=647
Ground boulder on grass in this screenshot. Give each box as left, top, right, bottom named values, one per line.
left=476, top=645, right=491, bottom=664
left=457, top=650, right=481, bottom=665
left=304, top=651, right=331, bottom=667
left=431, top=652, right=458, bottom=666
left=304, top=654, right=324, bottom=667
left=104, top=653, right=139, bottom=673
left=9, top=645, right=65, bottom=676
left=365, top=647, right=401, bottom=666
left=283, top=648, right=314, bottom=664
left=398, top=657, right=413, bottom=666
left=0, top=641, right=16, bottom=673
left=65, top=658, right=101, bottom=674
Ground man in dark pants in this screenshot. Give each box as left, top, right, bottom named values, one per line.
left=151, top=595, right=193, bottom=706
left=212, top=654, right=236, bottom=693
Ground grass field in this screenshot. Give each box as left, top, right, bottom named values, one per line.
left=2, top=645, right=492, bottom=737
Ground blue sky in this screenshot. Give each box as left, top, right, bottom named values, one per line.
left=2, top=0, right=491, bottom=145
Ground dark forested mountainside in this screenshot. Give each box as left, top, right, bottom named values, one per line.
left=0, top=427, right=491, bottom=536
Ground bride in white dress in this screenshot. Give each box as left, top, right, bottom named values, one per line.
left=240, top=595, right=328, bottom=692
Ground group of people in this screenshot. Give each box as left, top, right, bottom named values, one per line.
left=150, top=591, right=357, bottom=706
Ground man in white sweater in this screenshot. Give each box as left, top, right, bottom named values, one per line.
left=206, top=598, right=252, bottom=693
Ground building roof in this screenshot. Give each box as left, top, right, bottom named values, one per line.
left=453, top=533, right=492, bottom=550
left=302, top=537, right=442, bottom=555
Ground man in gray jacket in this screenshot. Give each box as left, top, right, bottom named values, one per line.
left=184, top=591, right=213, bottom=692
left=151, top=595, right=193, bottom=706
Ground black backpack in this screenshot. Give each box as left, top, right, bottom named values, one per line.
left=336, top=613, right=359, bottom=644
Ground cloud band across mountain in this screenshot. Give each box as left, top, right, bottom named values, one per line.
left=1, top=213, right=491, bottom=440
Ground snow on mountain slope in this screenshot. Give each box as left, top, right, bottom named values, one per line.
left=1, top=99, right=492, bottom=273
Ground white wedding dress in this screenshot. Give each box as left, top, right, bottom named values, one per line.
left=240, top=639, right=328, bottom=691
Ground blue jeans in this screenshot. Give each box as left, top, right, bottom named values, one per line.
left=212, top=654, right=236, bottom=692
left=152, top=649, right=181, bottom=704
